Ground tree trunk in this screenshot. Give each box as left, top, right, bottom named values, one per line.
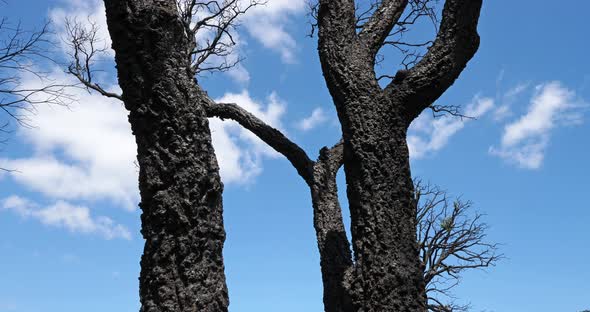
left=336, top=87, right=426, bottom=312
left=309, top=115, right=426, bottom=312
left=103, top=1, right=229, bottom=311
left=316, top=7, right=427, bottom=305
left=311, top=144, right=355, bottom=312
left=314, top=0, right=483, bottom=309
left=342, top=97, right=426, bottom=312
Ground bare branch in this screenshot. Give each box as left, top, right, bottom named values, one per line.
left=63, top=18, right=122, bottom=101
left=0, top=19, right=73, bottom=129
left=414, top=180, right=502, bottom=311
left=323, top=138, right=343, bottom=173
left=310, top=139, right=353, bottom=312
left=177, top=0, right=264, bottom=76
left=428, top=104, right=473, bottom=120
left=202, top=94, right=315, bottom=185
left=307, top=1, right=320, bottom=37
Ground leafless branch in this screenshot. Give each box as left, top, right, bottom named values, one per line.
left=0, top=9, right=77, bottom=172
left=414, top=180, right=502, bottom=312
left=358, top=0, right=408, bottom=57
left=202, top=93, right=315, bottom=184
left=60, top=6, right=319, bottom=187
left=63, top=17, right=122, bottom=101
left=428, top=104, right=473, bottom=120
left=307, top=1, right=320, bottom=37
left=177, top=0, right=264, bottom=76
left=309, top=0, right=438, bottom=70
left=0, top=18, right=73, bottom=130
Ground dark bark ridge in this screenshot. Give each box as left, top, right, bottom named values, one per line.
left=103, top=1, right=228, bottom=311
left=313, top=0, right=483, bottom=311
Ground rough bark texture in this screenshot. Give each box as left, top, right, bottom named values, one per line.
left=315, top=0, right=483, bottom=311
left=196, top=1, right=482, bottom=311
left=310, top=142, right=354, bottom=312
left=95, top=0, right=482, bottom=311
left=103, top=1, right=228, bottom=311
left=318, top=4, right=426, bottom=311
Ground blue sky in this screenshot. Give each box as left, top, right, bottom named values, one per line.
left=1, top=0, right=589, bottom=312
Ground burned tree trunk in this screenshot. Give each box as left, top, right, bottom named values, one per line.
left=317, top=5, right=427, bottom=306
left=310, top=142, right=354, bottom=312
left=314, top=0, right=483, bottom=311
left=103, top=1, right=228, bottom=311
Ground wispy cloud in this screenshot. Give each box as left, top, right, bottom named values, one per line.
left=490, top=81, right=586, bottom=169
left=296, top=107, right=328, bottom=131
left=0, top=0, right=298, bottom=239
left=0, top=71, right=292, bottom=209
left=1, top=196, right=131, bottom=240
left=493, top=82, right=530, bottom=121
left=408, top=96, right=495, bottom=159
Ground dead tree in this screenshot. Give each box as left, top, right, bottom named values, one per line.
left=415, top=181, right=501, bottom=312
left=307, top=0, right=484, bottom=310
left=68, top=0, right=482, bottom=311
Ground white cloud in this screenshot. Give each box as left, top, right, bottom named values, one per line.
left=493, top=82, right=529, bottom=121
left=0, top=69, right=138, bottom=210
left=490, top=81, right=585, bottom=169
left=408, top=96, right=494, bottom=159
left=226, top=63, right=251, bottom=84
left=297, top=107, right=328, bottom=131
left=493, top=104, right=511, bottom=121
left=1, top=196, right=131, bottom=240
left=51, top=0, right=252, bottom=85
left=243, top=0, right=307, bottom=63
left=179, top=0, right=308, bottom=79
left=48, top=0, right=306, bottom=85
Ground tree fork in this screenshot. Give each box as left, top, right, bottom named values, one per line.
left=316, top=0, right=483, bottom=311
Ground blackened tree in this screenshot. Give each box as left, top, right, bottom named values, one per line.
left=66, top=0, right=484, bottom=311
left=307, top=0, right=483, bottom=310
left=98, top=1, right=259, bottom=311
left=415, top=181, right=501, bottom=311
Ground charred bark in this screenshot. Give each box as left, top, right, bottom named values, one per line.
left=94, top=0, right=483, bottom=311
left=310, top=141, right=354, bottom=312
left=103, top=1, right=228, bottom=311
